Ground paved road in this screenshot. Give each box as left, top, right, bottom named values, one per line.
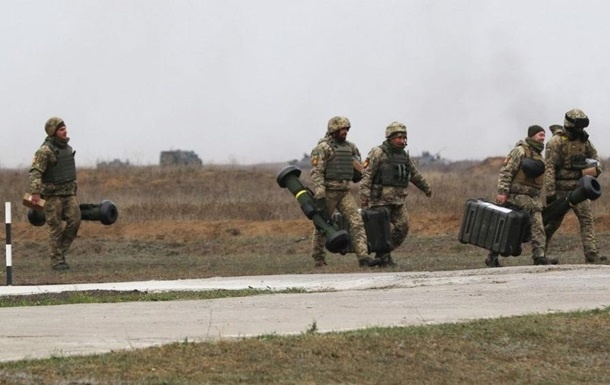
left=0, top=265, right=609, bottom=362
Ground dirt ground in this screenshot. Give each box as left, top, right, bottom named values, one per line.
left=14, top=211, right=606, bottom=243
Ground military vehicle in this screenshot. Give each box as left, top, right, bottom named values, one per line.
left=160, top=150, right=203, bottom=167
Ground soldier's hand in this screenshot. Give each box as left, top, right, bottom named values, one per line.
left=360, top=198, right=369, bottom=209
left=496, top=194, right=507, bottom=205
left=425, top=190, right=432, bottom=198
left=314, top=197, right=327, bottom=214
left=31, top=194, right=42, bottom=206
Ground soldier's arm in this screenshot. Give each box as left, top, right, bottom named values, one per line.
left=409, top=157, right=431, bottom=195
left=350, top=143, right=364, bottom=182
left=309, top=144, right=328, bottom=199
left=497, top=147, right=522, bottom=195
left=351, top=143, right=362, bottom=162
left=359, top=148, right=382, bottom=202
left=544, top=139, right=559, bottom=197
left=28, top=146, right=52, bottom=195
left=587, top=140, right=602, bottom=176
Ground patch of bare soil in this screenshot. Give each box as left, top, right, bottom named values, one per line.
left=13, top=212, right=610, bottom=244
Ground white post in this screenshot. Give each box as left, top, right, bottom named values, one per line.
left=5, top=202, right=12, bottom=286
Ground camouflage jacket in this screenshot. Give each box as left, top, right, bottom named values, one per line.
left=497, top=139, right=543, bottom=197
left=29, top=138, right=78, bottom=196
left=544, top=127, right=602, bottom=195
left=360, top=144, right=430, bottom=206
left=310, top=136, right=361, bottom=198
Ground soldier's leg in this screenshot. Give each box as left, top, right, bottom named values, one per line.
left=485, top=251, right=501, bottom=267
left=572, top=199, right=599, bottom=262
left=529, top=210, right=545, bottom=257
left=310, top=191, right=341, bottom=266
left=311, top=228, right=327, bottom=266
left=336, top=192, right=369, bottom=263
left=529, top=211, right=553, bottom=265
left=372, top=204, right=409, bottom=267
left=59, top=196, right=81, bottom=257
left=44, top=196, right=66, bottom=267
left=390, top=204, right=410, bottom=249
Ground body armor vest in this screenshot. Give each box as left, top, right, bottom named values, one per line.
left=513, top=144, right=544, bottom=190
left=41, top=140, right=77, bottom=185
left=324, top=141, right=354, bottom=181
left=374, top=144, right=410, bottom=187
left=562, top=138, right=587, bottom=171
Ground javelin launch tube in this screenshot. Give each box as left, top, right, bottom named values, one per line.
left=27, top=200, right=119, bottom=226
left=277, top=166, right=349, bottom=253
left=542, top=175, right=601, bottom=225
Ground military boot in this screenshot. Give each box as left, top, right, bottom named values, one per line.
left=585, top=253, right=608, bottom=264
left=312, top=255, right=327, bottom=267
left=533, top=256, right=558, bottom=265
left=375, top=253, right=396, bottom=267
left=485, top=252, right=501, bottom=268
left=52, top=261, right=70, bottom=271
left=358, top=257, right=375, bottom=267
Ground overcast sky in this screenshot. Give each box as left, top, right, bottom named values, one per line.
left=2, top=0, right=608, bottom=168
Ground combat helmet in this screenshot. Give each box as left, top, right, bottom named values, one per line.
left=327, top=116, right=351, bottom=134
left=45, top=116, right=65, bottom=137
left=564, top=108, right=589, bottom=129
left=385, top=121, right=407, bottom=138
left=549, top=124, right=563, bottom=135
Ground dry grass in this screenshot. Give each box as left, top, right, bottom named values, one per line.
left=0, top=308, right=608, bottom=384
left=2, top=161, right=610, bottom=285
left=1, top=161, right=610, bottom=383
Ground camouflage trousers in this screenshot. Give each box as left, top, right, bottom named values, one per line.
left=311, top=190, right=368, bottom=262
left=509, top=194, right=546, bottom=259
left=545, top=190, right=597, bottom=258
left=371, top=203, right=410, bottom=250
left=44, top=195, right=81, bottom=266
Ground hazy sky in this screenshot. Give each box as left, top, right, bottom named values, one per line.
left=2, top=0, right=608, bottom=168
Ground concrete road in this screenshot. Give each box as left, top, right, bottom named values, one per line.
left=0, top=265, right=609, bottom=362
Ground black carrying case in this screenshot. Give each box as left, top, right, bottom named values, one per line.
left=332, top=207, right=392, bottom=254
left=458, top=199, right=529, bottom=256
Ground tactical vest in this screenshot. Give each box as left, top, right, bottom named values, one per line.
left=513, top=144, right=544, bottom=190
left=324, top=141, right=354, bottom=181
left=562, top=137, right=587, bottom=171
left=374, top=143, right=410, bottom=187
left=41, top=139, right=77, bottom=185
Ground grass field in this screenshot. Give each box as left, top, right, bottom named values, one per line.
left=0, top=161, right=609, bottom=384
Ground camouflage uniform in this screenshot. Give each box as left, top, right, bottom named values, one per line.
left=544, top=109, right=603, bottom=263
left=359, top=122, right=431, bottom=266
left=495, top=138, right=547, bottom=263
left=29, top=117, right=81, bottom=270
left=310, top=116, right=369, bottom=266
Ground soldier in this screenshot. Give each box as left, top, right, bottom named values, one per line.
left=485, top=125, right=555, bottom=267
left=544, top=108, right=606, bottom=264
left=359, top=122, right=432, bottom=267
left=309, top=116, right=372, bottom=267
left=549, top=124, right=563, bottom=135
left=28, top=117, right=81, bottom=271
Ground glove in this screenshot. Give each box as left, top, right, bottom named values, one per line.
left=314, top=197, right=327, bottom=214
left=546, top=195, right=557, bottom=205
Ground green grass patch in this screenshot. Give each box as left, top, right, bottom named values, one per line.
left=0, top=288, right=307, bottom=308
left=0, top=307, right=608, bottom=384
